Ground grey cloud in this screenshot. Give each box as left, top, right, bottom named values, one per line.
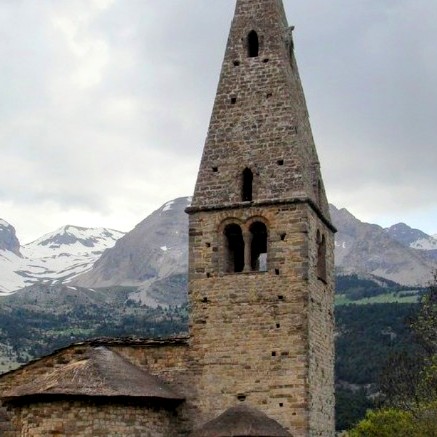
left=0, top=0, right=436, bottom=240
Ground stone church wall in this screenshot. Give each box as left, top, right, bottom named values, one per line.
left=8, top=400, right=179, bottom=437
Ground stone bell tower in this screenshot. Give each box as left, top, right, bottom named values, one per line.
left=186, top=0, right=336, bottom=435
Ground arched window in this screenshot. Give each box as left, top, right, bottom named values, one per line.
left=250, top=222, right=268, bottom=272
left=242, top=168, right=253, bottom=201
left=247, top=31, right=259, bottom=58
left=317, top=230, right=327, bottom=282
left=224, top=224, right=245, bottom=273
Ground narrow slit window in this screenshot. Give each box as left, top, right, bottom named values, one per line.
left=250, top=222, right=268, bottom=272
left=242, top=168, right=253, bottom=201
left=317, top=179, right=322, bottom=205
left=317, top=230, right=327, bottom=282
left=224, top=224, right=245, bottom=273
left=289, top=38, right=295, bottom=69
left=247, top=30, right=259, bottom=58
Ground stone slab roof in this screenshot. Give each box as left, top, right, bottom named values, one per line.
left=1, top=346, right=184, bottom=402
left=189, top=404, right=293, bottom=437
left=0, top=335, right=189, bottom=379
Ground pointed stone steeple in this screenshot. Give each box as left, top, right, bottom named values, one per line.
left=191, top=0, right=331, bottom=227
left=187, top=1, right=335, bottom=436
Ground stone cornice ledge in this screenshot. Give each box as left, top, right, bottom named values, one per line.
left=186, top=197, right=337, bottom=233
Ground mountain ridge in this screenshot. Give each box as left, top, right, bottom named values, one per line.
left=331, top=204, right=436, bottom=286
left=0, top=225, right=124, bottom=294
left=0, top=199, right=435, bottom=298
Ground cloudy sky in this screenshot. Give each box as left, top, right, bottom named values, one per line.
left=0, top=0, right=436, bottom=244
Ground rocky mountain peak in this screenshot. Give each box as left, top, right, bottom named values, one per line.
left=329, top=206, right=436, bottom=286
left=72, top=197, right=191, bottom=305
left=27, top=225, right=124, bottom=250
left=0, top=219, right=22, bottom=257
left=386, top=223, right=437, bottom=251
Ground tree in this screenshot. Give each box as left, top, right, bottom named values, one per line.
left=379, top=350, right=425, bottom=410
left=411, top=271, right=437, bottom=355
left=348, top=405, right=437, bottom=437
left=348, top=408, right=416, bottom=437
left=350, top=273, right=437, bottom=435
left=379, top=272, right=437, bottom=408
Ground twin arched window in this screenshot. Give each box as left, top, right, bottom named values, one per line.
left=224, top=221, right=268, bottom=273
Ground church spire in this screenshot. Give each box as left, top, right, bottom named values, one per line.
left=191, top=0, right=331, bottom=226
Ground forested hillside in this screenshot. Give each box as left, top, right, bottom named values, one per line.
left=0, top=274, right=427, bottom=431
left=0, top=284, right=187, bottom=373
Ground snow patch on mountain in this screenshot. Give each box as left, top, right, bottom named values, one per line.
left=0, top=219, right=12, bottom=228
left=386, top=223, right=437, bottom=251
left=162, top=200, right=174, bottom=212
left=335, top=241, right=347, bottom=249
left=161, top=197, right=191, bottom=214
left=411, top=237, right=437, bottom=250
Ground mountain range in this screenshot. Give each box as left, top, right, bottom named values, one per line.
left=331, top=205, right=436, bottom=286
left=0, top=198, right=436, bottom=304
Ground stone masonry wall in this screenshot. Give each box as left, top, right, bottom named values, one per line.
left=112, top=342, right=197, bottom=435
left=307, top=210, right=335, bottom=436
left=8, top=400, right=178, bottom=437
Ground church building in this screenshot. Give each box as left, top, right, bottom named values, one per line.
left=0, top=1, right=335, bottom=435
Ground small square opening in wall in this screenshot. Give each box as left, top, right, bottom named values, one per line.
left=263, top=58, right=269, bottom=63
left=278, top=295, right=284, bottom=301
left=237, top=394, right=246, bottom=402
left=280, top=233, right=286, bottom=241
left=275, top=269, right=280, bottom=276
left=233, top=60, right=240, bottom=66
left=206, top=242, right=211, bottom=248
left=212, top=166, right=218, bottom=172
left=201, top=297, right=208, bottom=303
left=266, top=93, right=273, bottom=99
left=206, top=273, right=211, bottom=278
left=276, top=323, right=281, bottom=329
left=277, top=159, right=284, bottom=166
left=279, top=403, right=284, bottom=407
left=231, top=97, right=237, bottom=105
left=272, top=351, right=277, bottom=357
